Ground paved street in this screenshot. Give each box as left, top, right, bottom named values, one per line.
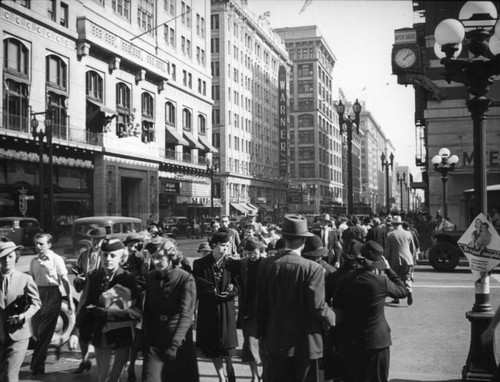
left=15, top=237, right=500, bottom=381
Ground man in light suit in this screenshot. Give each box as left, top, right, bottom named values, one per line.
left=0, top=241, right=41, bottom=382
left=256, top=214, right=335, bottom=382
left=384, top=215, right=415, bottom=305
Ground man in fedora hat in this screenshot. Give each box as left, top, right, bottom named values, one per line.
left=384, top=215, right=415, bottom=305
left=333, top=241, right=407, bottom=382
left=0, top=241, right=41, bottom=382
left=256, top=214, right=335, bottom=382
left=197, top=242, right=213, bottom=257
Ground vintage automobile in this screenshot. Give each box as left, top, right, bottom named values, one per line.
left=162, top=216, right=192, bottom=238
left=428, top=231, right=465, bottom=271
left=0, top=217, right=43, bottom=251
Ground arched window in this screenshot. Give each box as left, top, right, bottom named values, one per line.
left=3, top=38, right=29, bottom=76
left=116, top=83, right=131, bottom=137
left=46, top=54, right=67, bottom=90
left=116, top=83, right=130, bottom=109
left=165, top=101, right=175, bottom=126
left=86, top=71, right=103, bottom=101
left=141, top=92, right=154, bottom=118
left=198, top=114, right=206, bottom=135
left=182, top=108, right=192, bottom=131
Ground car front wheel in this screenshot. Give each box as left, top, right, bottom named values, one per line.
left=429, top=242, right=461, bottom=272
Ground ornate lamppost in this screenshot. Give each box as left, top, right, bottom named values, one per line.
left=336, top=99, right=362, bottom=215
left=31, top=108, right=54, bottom=234
left=406, top=182, right=412, bottom=213
left=206, top=157, right=219, bottom=218
left=434, top=2, right=500, bottom=379
left=431, top=148, right=459, bottom=220
left=309, top=184, right=318, bottom=215
left=381, top=152, right=394, bottom=213
left=396, top=171, right=406, bottom=213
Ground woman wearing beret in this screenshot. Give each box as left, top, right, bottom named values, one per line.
left=193, top=231, right=240, bottom=382
left=69, top=238, right=141, bottom=382
left=142, top=239, right=199, bottom=382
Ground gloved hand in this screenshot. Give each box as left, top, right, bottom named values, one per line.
left=7, top=314, right=25, bottom=333
left=165, top=345, right=178, bottom=361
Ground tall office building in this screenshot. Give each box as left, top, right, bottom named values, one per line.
left=0, top=0, right=214, bottom=228
left=210, top=0, right=290, bottom=218
left=275, top=25, right=342, bottom=214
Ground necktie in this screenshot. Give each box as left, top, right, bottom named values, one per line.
left=1, top=274, right=9, bottom=308
left=102, top=274, right=111, bottom=292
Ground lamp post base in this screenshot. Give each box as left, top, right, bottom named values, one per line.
left=462, top=310, right=495, bottom=381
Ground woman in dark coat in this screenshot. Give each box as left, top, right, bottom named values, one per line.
left=193, top=231, right=239, bottom=382
left=142, top=239, right=199, bottom=382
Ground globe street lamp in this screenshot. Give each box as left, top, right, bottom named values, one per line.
left=381, top=152, right=394, bottom=213
left=336, top=99, right=362, bottom=215
left=431, top=148, right=459, bottom=221
left=434, top=2, right=500, bottom=379
left=31, top=108, right=54, bottom=234
left=206, top=157, right=219, bottom=218
left=396, top=171, right=406, bottom=213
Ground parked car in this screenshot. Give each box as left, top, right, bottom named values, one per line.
left=428, top=231, right=465, bottom=271
left=163, top=216, right=192, bottom=238
left=72, top=216, right=144, bottom=256
left=0, top=217, right=43, bottom=251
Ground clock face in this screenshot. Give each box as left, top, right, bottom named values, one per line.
left=395, top=48, right=416, bottom=68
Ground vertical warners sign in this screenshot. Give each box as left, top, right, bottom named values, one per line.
left=278, top=65, right=288, bottom=178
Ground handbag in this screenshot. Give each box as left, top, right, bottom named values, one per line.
left=5, top=294, right=31, bottom=317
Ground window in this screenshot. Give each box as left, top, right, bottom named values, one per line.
left=13, top=0, right=31, bottom=7
left=211, top=61, right=220, bottom=77
left=212, top=85, right=220, bottom=100
left=188, top=73, right=192, bottom=89
left=60, top=2, right=68, bottom=27
left=181, top=36, right=186, bottom=54
left=211, top=38, right=219, bottom=53
left=3, top=79, right=29, bottom=132
left=171, top=63, right=176, bottom=80
left=47, top=0, right=56, bottom=21
left=169, top=27, right=175, bottom=47
left=86, top=71, right=103, bottom=101
left=200, top=17, right=205, bottom=37
left=47, top=92, right=68, bottom=139
left=196, top=14, right=200, bottom=35
left=298, top=114, right=314, bottom=127
left=182, top=70, right=187, bottom=86
left=211, top=14, right=219, bottom=29
left=137, top=0, right=154, bottom=34
left=112, top=0, right=130, bottom=19
left=116, top=83, right=131, bottom=137
left=201, top=49, right=205, bottom=65
left=182, top=108, right=192, bottom=131
left=198, top=114, right=206, bottom=135
left=186, top=39, right=191, bottom=57
left=212, top=108, right=220, bottom=125
left=298, top=130, right=314, bottom=144
left=4, top=38, right=29, bottom=76
left=165, top=101, right=175, bottom=126
left=46, top=55, right=67, bottom=90
left=141, top=92, right=154, bottom=143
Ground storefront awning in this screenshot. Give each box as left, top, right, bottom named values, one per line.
left=198, top=135, right=218, bottom=153
left=166, top=127, right=189, bottom=146
left=86, top=99, right=116, bottom=116
left=257, top=203, right=274, bottom=212
left=183, top=132, right=204, bottom=150
left=245, top=203, right=259, bottom=215
left=230, top=203, right=249, bottom=215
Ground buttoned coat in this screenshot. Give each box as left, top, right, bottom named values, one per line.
left=256, top=250, right=335, bottom=360
left=192, top=254, right=239, bottom=356
left=1, top=270, right=41, bottom=341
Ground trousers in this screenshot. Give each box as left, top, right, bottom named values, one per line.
left=0, top=337, right=29, bottom=382
left=267, top=353, right=317, bottom=382
left=30, top=286, right=62, bottom=372
left=95, top=345, right=130, bottom=382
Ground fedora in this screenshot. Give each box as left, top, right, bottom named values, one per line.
left=391, top=215, right=404, bottom=225
left=86, top=227, right=107, bottom=238
left=281, top=215, right=314, bottom=238
left=0, top=241, right=23, bottom=259
left=360, top=240, right=384, bottom=261
left=303, top=235, right=328, bottom=258
left=197, top=242, right=213, bottom=253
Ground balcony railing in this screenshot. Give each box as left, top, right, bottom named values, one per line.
left=3, top=111, right=29, bottom=133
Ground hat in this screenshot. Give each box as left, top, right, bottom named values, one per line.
left=0, top=241, right=23, bottom=258
left=243, top=237, right=261, bottom=252
left=123, top=232, right=143, bottom=245
left=303, top=235, right=328, bottom=258
left=100, top=238, right=125, bottom=252
left=86, top=227, right=107, bottom=238
left=385, top=215, right=393, bottom=222
left=360, top=240, right=384, bottom=261
left=281, top=215, right=314, bottom=238
left=197, top=242, right=213, bottom=253
left=391, top=215, right=404, bottom=225
left=145, top=237, right=165, bottom=253
left=211, top=231, right=231, bottom=245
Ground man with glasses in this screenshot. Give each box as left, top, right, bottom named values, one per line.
left=220, top=215, right=240, bottom=257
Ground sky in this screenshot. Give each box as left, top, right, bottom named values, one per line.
left=247, top=0, right=417, bottom=173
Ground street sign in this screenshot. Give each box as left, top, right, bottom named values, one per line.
left=457, top=213, right=500, bottom=275
left=25, top=195, right=35, bottom=200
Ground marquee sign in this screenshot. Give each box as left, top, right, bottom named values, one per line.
left=278, top=65, right=288, bottom=178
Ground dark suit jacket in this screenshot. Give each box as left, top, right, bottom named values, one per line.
left=256, top=250, right=335, bottom=360
left=1, top=270, right=41, bottom=341
left=76, top=268, right=141, bottom=349
left=332, top=267, right=407, bottom=350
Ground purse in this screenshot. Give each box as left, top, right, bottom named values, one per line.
left=5, top=294, right=31, bottom=317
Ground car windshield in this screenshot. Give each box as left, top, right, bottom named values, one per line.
left=20, top=220, right=39, bottom=228
left=165, top=218, right=176, bottom=224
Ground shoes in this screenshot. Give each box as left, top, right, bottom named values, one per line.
left=74, top=360, right=91, bottom=374
left=390, top=299, right=400, bottom=304
left=407, top=291, right=413, bottom=306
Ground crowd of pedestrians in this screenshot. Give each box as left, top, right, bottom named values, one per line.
left=0, top=212, right=430, bottom=382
